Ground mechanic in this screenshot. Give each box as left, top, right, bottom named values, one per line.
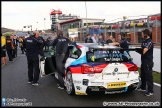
left=37, top=35, right=45, bottom=61
left=114, top=32, right=129, bottom=49
left=50, top=30, right=71, bottom=89
left=136, top=29, right=154, bottom=96
left=23, top=31, right=44, bottom=86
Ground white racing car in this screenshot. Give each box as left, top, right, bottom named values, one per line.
left=39, top=43, right=142, bottom=95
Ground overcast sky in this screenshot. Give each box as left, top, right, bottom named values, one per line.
left=2, top=1, right=160, bottom=30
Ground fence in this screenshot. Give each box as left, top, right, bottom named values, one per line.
left=76, top=13, right=161, bottom=44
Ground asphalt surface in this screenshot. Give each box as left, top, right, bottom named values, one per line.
left=2, top=49, right=161, bottom=107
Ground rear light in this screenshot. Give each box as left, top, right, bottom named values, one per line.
left=128, top=64, right=138, bottom=71
left=124, top=63, right=138, bottom=71
left=81, top=64, right=104, bottom=74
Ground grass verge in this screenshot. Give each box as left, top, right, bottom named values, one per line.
left=138, top=68, right=161, bottom=84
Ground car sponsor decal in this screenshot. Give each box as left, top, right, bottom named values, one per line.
left=107, top=82, right=127, bottom=88
left=105, top=90, right=125, bottom=94
left=87, top=73, right=94, bottom=77
left=73, top=80, right=81, bottom=84
left=91, top=82, right=104, bottom=85
left=124, top=86, right=128, bottom=92
left=75, top=91, right=86, bottom=95
left=134, top=71, right=139, bottom=74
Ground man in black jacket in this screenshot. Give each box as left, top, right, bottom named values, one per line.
left=23, top=31, right=43, bottom=86
left=85, top=34, right=93, bottom=43
left=51, top=30, right=71, bottom=89
left=136, top=29, right=154, bottom=96
left=6, top=36, right=13, bottom=62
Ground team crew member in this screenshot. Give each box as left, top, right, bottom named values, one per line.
left=37, top=36, right=45, bottom=61
left=113, top=32, right=129, bottom=49
left=51, top=30, right=71, bottom=89
left=23, top=31, right=43, bottom=86
left=136, top=29, right=154, bottom=96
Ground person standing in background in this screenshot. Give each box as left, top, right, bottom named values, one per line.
left=6, top=36, right=14, bottom=62
left=91, top=33, right=98, bottom=43
left=19, top=36, right=25, bottom=54
left=13, top=35, right=19, bottom=58
left=1, top=35, right=7, bottom=66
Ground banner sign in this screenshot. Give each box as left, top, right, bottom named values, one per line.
left=58, top=16, right=77, bottom=20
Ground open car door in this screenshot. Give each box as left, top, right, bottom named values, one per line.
left=40, top=46, right=57, bottom=77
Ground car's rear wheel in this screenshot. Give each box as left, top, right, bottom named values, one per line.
left=65, top=71, right=75, bottom=95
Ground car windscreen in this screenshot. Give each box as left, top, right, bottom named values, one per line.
left=86, top=49, right=131, bottom=63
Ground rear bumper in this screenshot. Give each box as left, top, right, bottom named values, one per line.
left=85, top=82, right=138, bottom=95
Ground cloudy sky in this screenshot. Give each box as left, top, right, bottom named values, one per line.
left=2, top=1, right=160, bottom=30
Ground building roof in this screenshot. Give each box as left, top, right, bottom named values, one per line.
left=59, top=18, right=105, bottom=24
left=59, top=18, right=79, bottom=24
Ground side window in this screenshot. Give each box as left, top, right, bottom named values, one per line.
left=69, top=46, right=81, bottom=59
left=44, top=46, right=55, bottom=57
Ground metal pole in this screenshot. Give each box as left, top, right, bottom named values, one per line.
left=44, top=18, right=46, bottom=30
left=37, top=22, right=39, bottom=30
left=155, top=16, right=157, bottom=43
left=134, top=20, right=136, bottom=43
left=105, top=25, right=106, bottom=38
left=85, top=1, right=87, bottom=34
left=147, top=16, right=150, bottom=30
left=111, top=24, right=112, bottom=36
left=123, top=18, right=125, bottom=33
left=118, top=22, right=120, bottom=33
left=31, top=25, right=32, bottom=31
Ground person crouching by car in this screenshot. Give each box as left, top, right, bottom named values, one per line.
left=85, top=34, right=93, bottom=43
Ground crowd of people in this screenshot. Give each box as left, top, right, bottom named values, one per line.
left=1, top=35, right=26, bottom=66
left=85, top=33, right=129, bottom=49
left=1, top=33, right=51, bottom=67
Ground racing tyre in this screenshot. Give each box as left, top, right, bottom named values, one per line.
left=65, top=71, right=75, bottom=95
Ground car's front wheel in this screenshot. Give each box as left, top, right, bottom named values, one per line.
left=65, top=71, right=75, bottom=95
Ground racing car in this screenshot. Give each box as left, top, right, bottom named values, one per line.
left=39, top=43, right=142, bottom=95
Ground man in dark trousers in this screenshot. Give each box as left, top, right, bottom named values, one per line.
left=51, top=30, right=71, bottom=89
left=23, top=31, right=43, bottom=86
left=13, top=35, right=19, bottom=58
left=136, top=29, right=154, bottom=96
left=6, top=36, right=14, bottom=62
